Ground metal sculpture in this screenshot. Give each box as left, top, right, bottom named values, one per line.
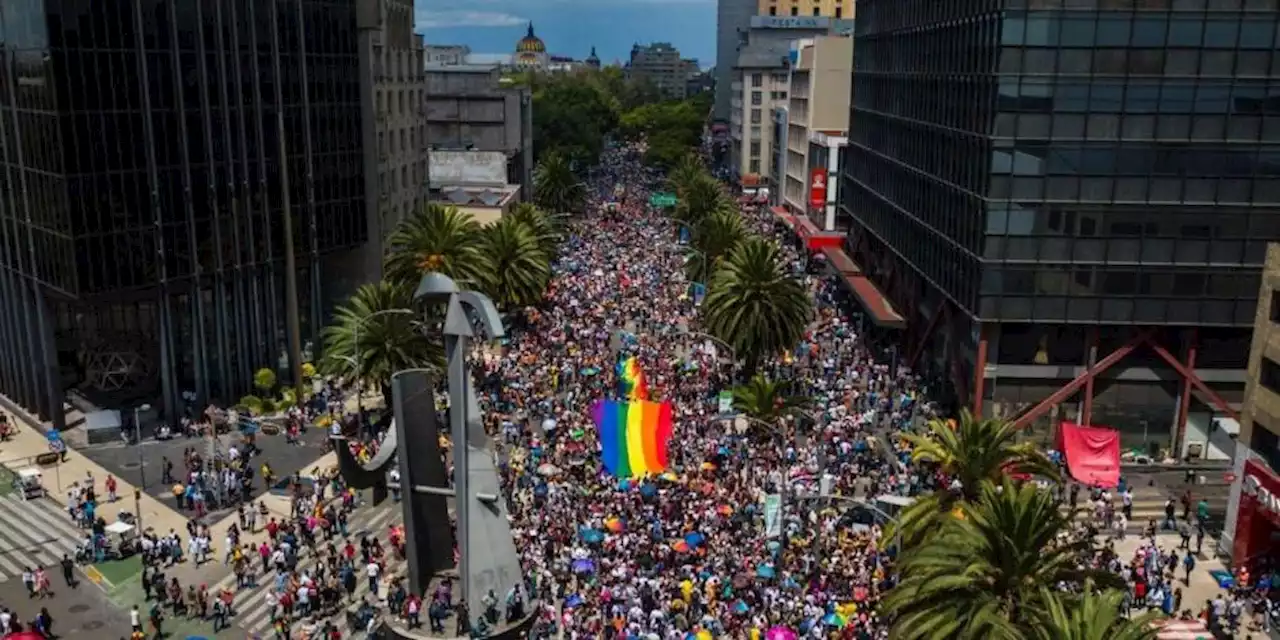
left=333, top=273, right=524, bottom=633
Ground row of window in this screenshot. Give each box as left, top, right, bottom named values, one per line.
left=987, top=207, right=1280, bottom=240
left=765, top=5, right=848, bottom=16
left=983, top=235, right=1268, bottom=266
left=992, top=143, right=1280, bottom=178
left=988, top=173, right=1280, bottom=203
left=993, top=112, right=1280, bottom=142
left=975, top=295, right=1255, bottom=325
left=981, top=266, right=1260, bottom=297
left=997, top=78, right=1280, bottom=116
left=999, top=45, right=1280, bottom=78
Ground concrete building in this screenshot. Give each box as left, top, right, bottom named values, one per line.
left=358, top=0, right=428, bottom=282
left=428, top=151, right=523, bottom=227
left=424, top=44, right=470, bottom=66
left=627, top=43, right=695, bottom=100
left=728, top=16, right=854, bottom=190
left=779, top=36, right=851, bottom=230
left=757, top=0, right=851, bottom=18
left=714, top=0, right=757, bottom=124
left=424, top=64, right=534, bottom=201
left=1222, top=244, right=1280, bottom=568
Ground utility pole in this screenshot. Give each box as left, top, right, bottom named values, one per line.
left=270, top=0, right=305, bottom=396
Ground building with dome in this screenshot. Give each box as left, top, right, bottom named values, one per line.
left=585, top=46, right=601, bottom=69
left=514, top=23, right=549, bottom=69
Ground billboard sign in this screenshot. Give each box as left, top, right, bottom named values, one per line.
left=809, top=168, right=827, bottom=209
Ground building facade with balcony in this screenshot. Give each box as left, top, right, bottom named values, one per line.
left=781, top=36, right=851, bottom=227
left=424, top=65, right=534, bottom=200
left=1222, top=243, right=1280, bottom=567
left=842, top=0, right=1280, bottom=452
left=358, top=0, right=428, bottom=282
left=0, top=0, right=368, bottom=428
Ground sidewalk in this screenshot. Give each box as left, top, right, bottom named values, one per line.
left=0, top=397, right=342, bottom=588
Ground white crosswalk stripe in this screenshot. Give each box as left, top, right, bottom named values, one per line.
left=0, top=495, right=86, bottom=581
left=212, top=501, right=408, bottom=638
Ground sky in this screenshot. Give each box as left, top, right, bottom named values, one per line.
left=415, top=0, right=718, bottom=67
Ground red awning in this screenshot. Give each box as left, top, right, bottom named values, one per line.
left=790, top=214, right=845, bottom=249
left=769, top=206, right=796, bottom=230
left=821, top=245, right=905, bottom=329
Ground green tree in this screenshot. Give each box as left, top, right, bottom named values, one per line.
left=533, top=152, right=587, bottom=215
left=1029, top=581, right=1160, bottom=640
left=685, top=206, right=746, bottom=283
left=888, top=410, right=1059, bottom=551
left=478, top=216, right=552, bottom=309
left=732, top=374, right=813, bottom=426
left=667, top=153, right=707, bottom=197
left=320, top=280, right=441, bottom=410
left=253, top=368, right=277, bottom=394
left=673, top=174, right=731, bottom=230
left=532, top=73, right=619, bottom=166
left=383, top=204, right=487, bottom=289
left=508, top=202, right=565, bottom=258
left=700, top=237, right=813, bottom=372
left=882, top=479, right=1123, bottom=640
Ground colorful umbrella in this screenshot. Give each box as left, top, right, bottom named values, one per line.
left=822, top=613, right=847, bottom=628
left=571, top=558, right=595, bottom=574
left=684, top=531, right=706, bottom=547
left=671, top=539, right=691, bottom=553
left=756, top=563, right=776, bottom=579
left=717, top=505, right=734, bottom=516
left=660, top=471, right=679, bottom=482
left=605, top=517, right=624, bottom=533
left=580, top=528, right=604, bottom=544
left=764, top=627, right=798, bottom=640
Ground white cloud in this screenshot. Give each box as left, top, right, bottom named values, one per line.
left=417, top=11, right=527, bottom=28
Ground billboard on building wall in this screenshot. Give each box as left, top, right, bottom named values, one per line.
left=809, top=168, right=827, bottom=209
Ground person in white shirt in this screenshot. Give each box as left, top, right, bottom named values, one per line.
left=366, top=560, right=381, bottom=596
left=129, top=605, right=140, bottom=632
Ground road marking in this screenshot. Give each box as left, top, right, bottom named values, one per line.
left=83, top=565, right=104, bottom=586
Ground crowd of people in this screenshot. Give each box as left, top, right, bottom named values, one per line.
left=467, top=144, right=923, bottom=639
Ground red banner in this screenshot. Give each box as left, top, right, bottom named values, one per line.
left=1056, top=422, right=1120, bottom=488
left=809, top=168, right=827, bottom=209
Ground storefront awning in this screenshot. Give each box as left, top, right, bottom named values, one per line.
left=820, top=245, right=905, bottom=329
left=769, top=206, right=796, bottom=230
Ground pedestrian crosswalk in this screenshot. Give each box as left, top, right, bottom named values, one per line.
left=1066, top=485, right=1182, bottom=532
left=207, top=499, right=408, bottom=638
left=0, top=494, right=86, bottom=581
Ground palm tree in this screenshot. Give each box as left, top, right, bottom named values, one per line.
left=478, top=216, right=552, bottom=309
left=507, top=202, right=565, bottom=259
left=882, top=479, right=1122, bottom=640
left=1029, top=581, right=1160, bottom=640
left=732, top=373, right=813, bottom=427
left=700, top=236, right=813, bottom=372
left=686, top=206, right=747, bottom=283
left=319, top=280, right=442, bottom=411
left=533, top=151, right=586, bottom=214
left=383, top=204, right=487, bottom=289
left=672, top=174, right=729, bottom=230
left=888, top=409, right=1060, bottom=550
left=667, top=153, right=707, bottom=196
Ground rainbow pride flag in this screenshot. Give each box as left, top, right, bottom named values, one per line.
left=591, top=399, right=673, bottom=478
left=616, top=356, right=648, bottom=400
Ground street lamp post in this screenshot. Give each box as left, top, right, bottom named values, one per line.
left=133, top=403, right=150, bottom=532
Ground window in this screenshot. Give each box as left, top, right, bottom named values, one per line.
left=812, top=6, right=820, bottom=14
left=835, top=7, right=842, bottom=17
left=751, top=73, right=763, bottom=88
left=750, top=141, right=761, bottom=157
left=1262, top=357, right=1280, bottom=395
left=752, top=92, right=763, bottom=106
left=750, top=159, right=761, bottom=173
left=769, top=5, right=777, bottom=14
left=790, top=6, right=798, bottom=15
left=750, top=108, right=762, bottom=124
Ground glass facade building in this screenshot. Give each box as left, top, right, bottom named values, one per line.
left=841, top=0, right=1280, bottom=441
left=0, top=0, right=365, bottom=428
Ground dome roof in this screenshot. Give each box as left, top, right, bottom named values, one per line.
left=586, top=46, right=600, bottom=62
left=516, top=23, right=545, bottom=53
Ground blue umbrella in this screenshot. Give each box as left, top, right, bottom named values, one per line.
left=580, top=528, right=604, bottom=544
left=571, top=558, right=595, bottom=574
left=618, top=478, right=632, bottom=491
left=756, top=563, right=776, bottom=579
left=684, top=531, right=706, bottom=548
left=639, top=484, right=658, bottom=498
left=564, top=594, right=584, bottom=608
left=733, top=600, right=749, bottom=614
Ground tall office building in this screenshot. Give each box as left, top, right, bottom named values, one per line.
left=0, top=0, right=366, bottom=428
left=841, top=0, right=1280, bottom=453
left=714, top=0, right=757, bottom=124
left=626, top=43, right=698, bottom=100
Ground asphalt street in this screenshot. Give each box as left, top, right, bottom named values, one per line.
left=78, top=425, right=331, bottom=507
left=0, top=496, right=130, bottom=636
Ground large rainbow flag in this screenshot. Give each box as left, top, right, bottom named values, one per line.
left=591, top=399, right=673, bottom=478
left=616, top=355, right=648, bottom=400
